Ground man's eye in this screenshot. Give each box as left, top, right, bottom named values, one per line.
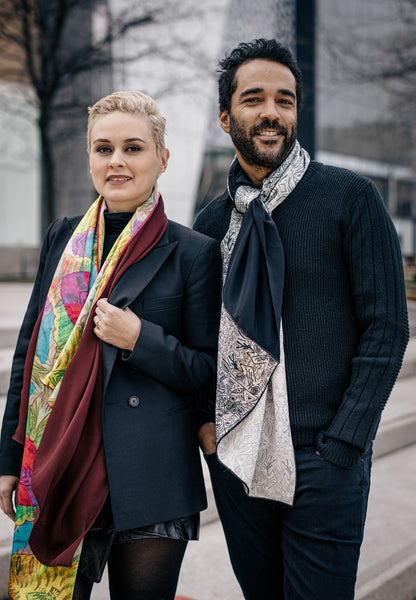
left=244, top=97, right=260, bottom=103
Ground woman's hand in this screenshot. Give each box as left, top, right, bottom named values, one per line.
left=0, top=475, right=19, bottom=521
left=94, top=298, right=141, bottom=351
left=198, top=422, right=217, bottom=456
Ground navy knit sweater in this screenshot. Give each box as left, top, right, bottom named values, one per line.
left=194, top=160, right=409, bottom=468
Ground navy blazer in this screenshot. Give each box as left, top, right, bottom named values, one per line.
left=0, top=215, right=221, bottom=531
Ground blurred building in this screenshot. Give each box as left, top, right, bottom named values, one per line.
left=196, top=0, right=416, bottom=258
left=0, top=0, right=414, bottom=278
left=0, top=0, right=112, bottom=277
left=315, top=0, right=416, bottom=258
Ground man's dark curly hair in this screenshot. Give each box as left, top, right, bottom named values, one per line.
left=218, top=38, right=303, bottom=113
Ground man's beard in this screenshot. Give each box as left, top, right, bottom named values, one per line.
left=229, top=115, right=297, bottom=170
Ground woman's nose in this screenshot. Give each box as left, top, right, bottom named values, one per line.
left=109, top=149, right=125, bottom=166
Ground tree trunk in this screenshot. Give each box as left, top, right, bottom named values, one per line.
left=39, top=109, right=55, bottom=234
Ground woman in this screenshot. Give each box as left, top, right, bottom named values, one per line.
left=0, top=91, right=220, bottom=600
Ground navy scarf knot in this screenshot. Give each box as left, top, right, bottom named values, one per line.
left=223, top=196, right=284, bottom=361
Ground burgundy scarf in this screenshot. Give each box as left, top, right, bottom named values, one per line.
left=14, top=198, right=167, bottom=566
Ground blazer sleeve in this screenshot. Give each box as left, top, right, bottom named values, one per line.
left=122, top=237, right=221, bottom=404
left=0, top=221, right=61, bottom=475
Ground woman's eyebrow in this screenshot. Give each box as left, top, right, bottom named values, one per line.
left=92, top=137, right=146, bottom=144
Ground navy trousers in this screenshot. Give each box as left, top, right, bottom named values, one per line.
left=206, top=446, right=372, bottom=600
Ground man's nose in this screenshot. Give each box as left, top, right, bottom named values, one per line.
left=259, top=99, right=280, bottom=121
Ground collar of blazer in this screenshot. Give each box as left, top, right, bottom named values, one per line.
left=40, top=217, right=178, bottom=391
left=63, top=216, right=177, bottom=310
left=102, top=228, right=178, bottom=388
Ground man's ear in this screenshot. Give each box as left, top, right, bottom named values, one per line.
left=219, top=110, right=230, bottom=134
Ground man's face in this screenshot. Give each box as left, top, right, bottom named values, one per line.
left=220, top=59, right=298, bottom=183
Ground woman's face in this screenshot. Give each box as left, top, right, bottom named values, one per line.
left=89, top=111, right=169, bottom=213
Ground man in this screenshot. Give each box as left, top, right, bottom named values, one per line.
left=194, top=39, right=409, bottom=600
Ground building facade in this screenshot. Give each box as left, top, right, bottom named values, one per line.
left=0, top=0, right=414, bottom=278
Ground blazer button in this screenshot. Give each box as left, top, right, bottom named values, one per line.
left=128, top=395, right=140, bottom=408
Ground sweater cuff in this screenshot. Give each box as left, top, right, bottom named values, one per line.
left=195, top=398, right=215, bottom=430
left=315, top=431, right=362, bottom=468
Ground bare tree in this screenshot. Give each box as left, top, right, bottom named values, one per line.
left=320, top=0, right=416, bottom=150
left=0, top=0, right=218, bottom=231
left=331, top=4, right=414, bottom=84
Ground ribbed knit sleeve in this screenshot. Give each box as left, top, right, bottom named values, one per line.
left=315, top=180, right=409, bottom=466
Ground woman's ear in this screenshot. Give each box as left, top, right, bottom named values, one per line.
left=219, top=110, right=231, bottom=134
left=159, top=148, right=170, bottom=174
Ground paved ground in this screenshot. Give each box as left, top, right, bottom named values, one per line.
left=88, top=376, right=416, bottom=600
left=0, top=283, right=415, bottom=600
left=86, top=443, right=416, bottom=600
left=3, top=441, right=414, bottom=600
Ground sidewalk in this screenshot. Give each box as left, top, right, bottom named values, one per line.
left=90, top=375, right=416, bottom=600
left=176, top=445, right=416, bottom=600
left=0, top=283, right=415, bottom=600
left=1, top=401, right=414, bottom=600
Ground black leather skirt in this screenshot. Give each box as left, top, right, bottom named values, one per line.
left=78, top=499, right=199, bottom=582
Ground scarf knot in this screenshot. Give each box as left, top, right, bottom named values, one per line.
left=234, top=186, right=260, bottom=214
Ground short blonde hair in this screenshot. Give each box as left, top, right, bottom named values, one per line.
left=87, top=90, right=166, bottom=155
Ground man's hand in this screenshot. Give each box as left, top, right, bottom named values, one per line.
left=0, top=475, right=19, bottom=521
left=94, top=298, right=141, bottom=351
left=198, top=422, right=216, bottom=455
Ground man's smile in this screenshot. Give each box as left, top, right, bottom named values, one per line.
left=256, top=129, right=281, bottom=137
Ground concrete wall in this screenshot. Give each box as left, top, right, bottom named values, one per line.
left=0, top=82, right=40, bottom=248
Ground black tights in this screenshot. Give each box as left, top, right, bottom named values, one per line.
left=73, top=538, right=187, bottom=600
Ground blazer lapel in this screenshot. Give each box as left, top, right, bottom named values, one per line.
left=101, top=235, right=178, bottom=391
left=108, top=241, right=178, bottom=309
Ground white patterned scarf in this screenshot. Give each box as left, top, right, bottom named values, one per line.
left=217, top=141, right=310, bottom=504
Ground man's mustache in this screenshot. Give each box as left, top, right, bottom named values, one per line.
left=251, top=120, right=287, bottom=136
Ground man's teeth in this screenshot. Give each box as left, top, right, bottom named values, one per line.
left=258, top=130, right=279, bottom=136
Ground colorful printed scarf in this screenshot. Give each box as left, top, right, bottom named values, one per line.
left=217, top=141, right=310, bottom=504
left=9, top=192, right=167, bottom=599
